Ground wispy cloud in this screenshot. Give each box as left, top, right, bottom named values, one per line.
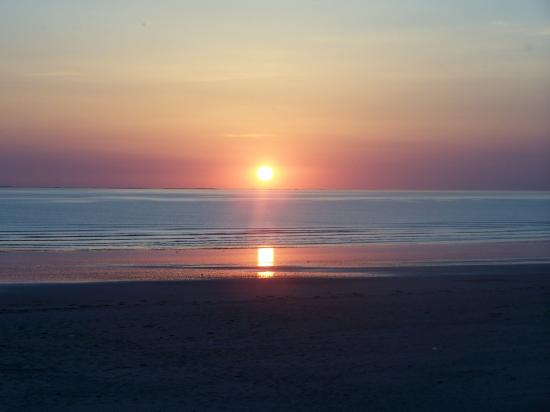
left=23, top=71, right=82, bottom=78
left=220, top=133, right=275, bottom=139
left=491, top=20, right=550, bottom=37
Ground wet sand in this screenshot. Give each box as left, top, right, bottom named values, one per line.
left=1, top=272, right=549, bottom=411
left=1, top=241, right=550, bottom=283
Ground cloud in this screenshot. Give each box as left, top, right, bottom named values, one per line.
left=23, top=71, right=81, bottom=78
left=491, top=21, right=550, bottom=37
left=220, top=133, right=275, bottom=139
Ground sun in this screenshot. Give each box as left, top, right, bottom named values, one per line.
left=257, top=165, right=274, bottom=182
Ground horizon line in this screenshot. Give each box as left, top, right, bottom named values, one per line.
left=1, top=186, right=549, bottom=192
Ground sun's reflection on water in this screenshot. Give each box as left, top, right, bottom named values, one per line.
left=258, top=247, right=274, bottom=267
left=257, top=247, right=275, bottom=278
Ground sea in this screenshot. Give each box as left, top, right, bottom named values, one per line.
left=1, top=188, right=549, bottom=250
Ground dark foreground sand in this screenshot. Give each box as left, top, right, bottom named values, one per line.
left=1, top=274, right=549, bottom=411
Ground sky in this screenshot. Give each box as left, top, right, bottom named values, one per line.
left=1, top=0, right=549, bottom=189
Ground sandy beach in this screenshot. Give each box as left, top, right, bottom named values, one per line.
left=1, top=271, right=549, bottom=411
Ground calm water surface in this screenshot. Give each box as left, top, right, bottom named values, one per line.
left=1, top=189, right=549, bottom=250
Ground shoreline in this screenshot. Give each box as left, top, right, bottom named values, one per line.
left=1, top=241, right=549, bottom=284
left=1, top=262, right=550, bottom=286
